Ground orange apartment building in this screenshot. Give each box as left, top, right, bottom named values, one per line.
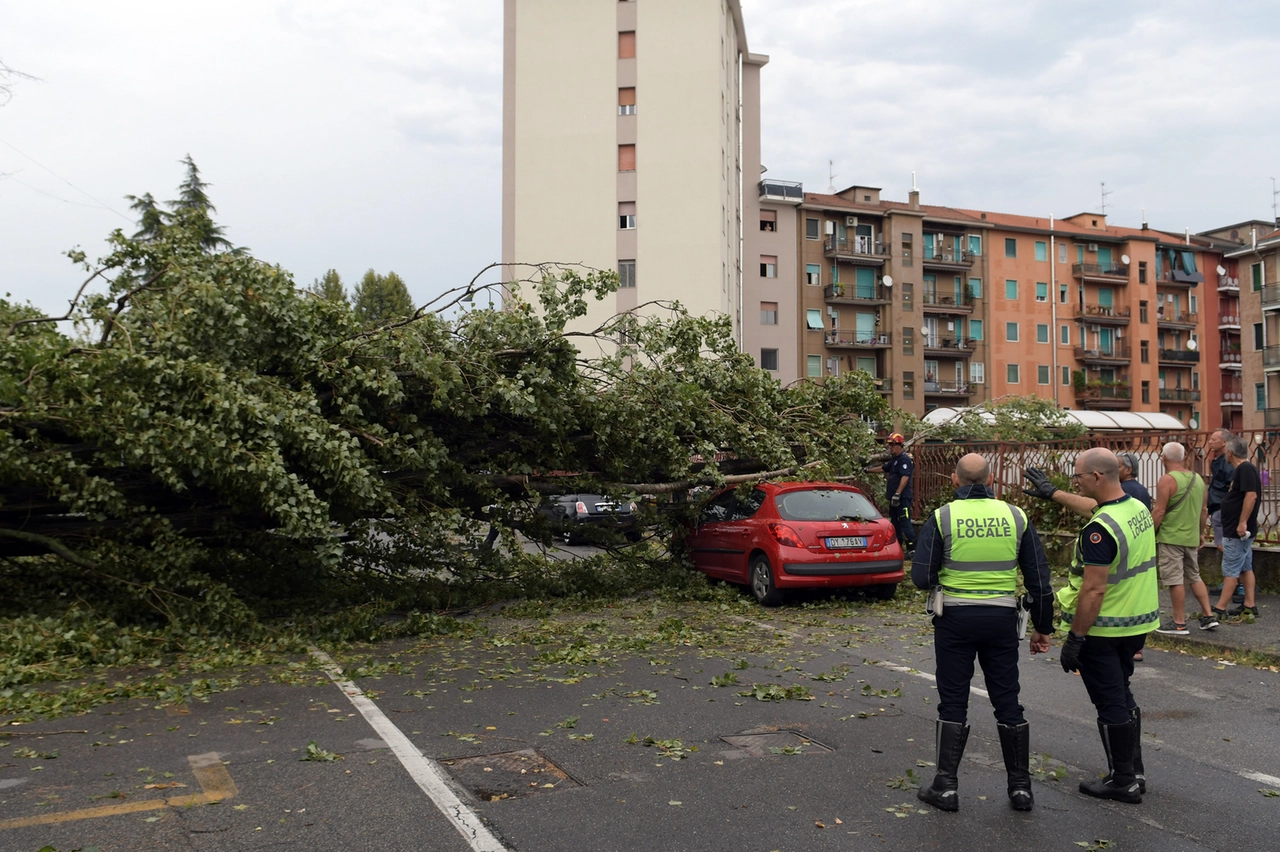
left=750, top=182, right=1279, bottom=433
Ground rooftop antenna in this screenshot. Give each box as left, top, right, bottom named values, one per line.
left=827, top=160, right=837, bottom=194
left=912, top=171, right=918, bottom=191
left=1272, top=177, right=1278, bottom=224
left=1100, top=182, right=1112, bottom=215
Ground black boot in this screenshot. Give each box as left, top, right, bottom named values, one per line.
left=997, top=722, right=1034, bottom=811
left=1130, top=707, right=1146, bottom=794
left=1080, top=720, right=1142, bottom=803
left=918, top=720, right=969, bottom=812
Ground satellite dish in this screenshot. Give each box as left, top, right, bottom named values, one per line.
left=1188, top=419, right=1199, bottom=430
left=1217, top=265, right=1227, bottom=275
left=881, top=275, right=893, bottom=288
left=1186, top=338, right=1198, bottom=351
left=1121, top=254, right=1131, bottom=265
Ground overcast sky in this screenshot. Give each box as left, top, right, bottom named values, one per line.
left=3, top=1, right=1279, bottom=317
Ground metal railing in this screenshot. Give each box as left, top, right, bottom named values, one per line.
left=1073, top=344, right=1131, bottom=361
left=1158, top=388, right=1201, bottom=403
left=1072, top=262, right=1129, bottom=279
left=758, top=179, right=802, bottom=201
left=824, top=329, right=892, bottom=347
left=1218, top=274, right=1240, bottom=291
left=922, top=292, right=975, bottom=310
left=1074, top=304, right=1130, bottom=321
left=921, top=249, right=974, bottom=266
left=1155, top=310, right=1198, bottom=325
left=824, top=236, right=887, bottom=257
left=1263, top=346, right=1280, bottom=368
left=1157, top=349, right=1200, bottom=363
left=1075, top=385, right=1132, bottom=401
left=825, top=283, right=889, bottom=302
left=1262, top=283, right=1280, bottom=309
left=923, top=336, right=977, bottom=352
left=1220, top=350, right=1243, bottom=365
left=923, top=381, right=973, bottom=395
left=1218, top=313, right=1241, bottom=326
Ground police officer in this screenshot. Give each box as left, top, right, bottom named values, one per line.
left=912, top=453, right=1054, bottom=812
left=1039, top=447, right=1158, bottom=804
left=882, top=432, right=916, bottom=551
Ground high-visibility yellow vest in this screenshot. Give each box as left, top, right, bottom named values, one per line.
left=934, top=498, right=1026, bottom=601
left=1058, top=495, right=1159, bottom=637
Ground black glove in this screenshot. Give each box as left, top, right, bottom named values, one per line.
left=890, top=494, right=901, bottom=508
left=1059, top=631, right=1085, bottom=673
left=1023, top=467, right=1059, bottom=501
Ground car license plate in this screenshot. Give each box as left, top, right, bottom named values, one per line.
left=826, top=536, right=867, bottom=549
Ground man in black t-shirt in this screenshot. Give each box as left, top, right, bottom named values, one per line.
left=1213, top=436, right=1260, bottom=620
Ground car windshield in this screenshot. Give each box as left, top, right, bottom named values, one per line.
left=775, top=489, right=881, bottom=522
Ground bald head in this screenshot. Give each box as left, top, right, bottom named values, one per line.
left=1079, top=447, right=1119, bottom=481
left=955, top=453, right=991, bottom=486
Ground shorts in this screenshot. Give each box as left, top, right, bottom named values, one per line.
left=1157, top=543, right=1202, bottom=587
left=1221, top=535, right=1254, bottom=578
left=1211, top=510, right=1224, bottom=549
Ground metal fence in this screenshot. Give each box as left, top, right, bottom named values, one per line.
left=905, top=431, right=1280, bottom=541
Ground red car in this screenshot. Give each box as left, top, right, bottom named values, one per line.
left=683, top=481, right=905, bottom=606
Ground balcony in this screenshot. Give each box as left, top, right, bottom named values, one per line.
left=1220, top=349, right=1243, bottom=370
left=1074, top=345, right=1131, bottom=364
left=1262, top=283, right=1280, bottom=311
left=1264, top=345, right=1280, bottom=371
left=1218, top=274, right=1240, bottom=293
left=923, top=380, right=975, bottom=397
left=1221, top=383, right=1243, bottom=407
left=1075, top=384, right=1132, bottom=410
left=1156, top=309, right=1198, bottom=329
left=1072, top=262, right=1129, bottom=282
left=824, top=283, right=890, bottom=305
left=921, top=248, right=974, bottom=270
left=1266, top=408, right=1280, bottom=429
left=1073, top=304, right=1130, bottom=325
left=1158, top=388, right=1201, bottom=403
left=1158, top=348, right=1200, bottom=364
left=758, top=179, right=802, bottom=204
left=824, top=235, right=887, bottom=264
left=824, top=329, right=891, bottom=349
left=871, top=376, right=893, bottom=394
left=1218, top=312, right=1241, bottom=330
left=921, top=292, right=975, bottom=315
left=923, top=336, right=977, bottom=358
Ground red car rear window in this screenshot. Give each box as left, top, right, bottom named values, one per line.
left=775, top=489, right=881, bottom=522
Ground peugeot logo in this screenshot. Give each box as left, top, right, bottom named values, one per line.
left=841, top=523, right=849, bottom=529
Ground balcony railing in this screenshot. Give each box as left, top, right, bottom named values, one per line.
left=1073, top=304, right=1130, bottom=323
left=1072, top=262, right=1129, bottom=280
left=1220, top=386, right=1243, bottom=405
left=1156, top=310, right=1198, bottom=326
left=824, top=236, right=887, bottom=259
left=1158, top=388, right=1201, bottom=403
left=824, top=329, right=892, bottom=348
left=1218, top=313, right=1241, bottom=327
left=921, top=292, right=975, bottom=313
left=1076, top=385, right=1132, bottom=402
left=1262, top=283, right=1280, bottom=310
left=921, top=249, right=974, bottom=268
left=1264, top=346, right=1280, bottom=368
left=1074, top=345, right=1131, bottom=362
left=1218, top=274, right=1240, bottom=292
left=1157, top=348, right=1200, bottom=364
left=758, top=179, right=803, bottom=203
left=824, top=283, right=890, bottom=303
left=1265, top=408, right=1280, bottom=429
left=923, top=336, right=978, bottom=355
left=1220, top=350, right=1242, bottom=367
left=872, top=376, right=893, bottom=393
left=923, top=381, right=974, bottom=395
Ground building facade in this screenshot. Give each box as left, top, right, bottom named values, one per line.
left=502, top=0, right=765, bottom=352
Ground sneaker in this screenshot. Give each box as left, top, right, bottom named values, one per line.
left=1198, top=614, right=1220, bottom=630
left=1212, top=606, right=1227, bottom=621
left=1155, top=622, right=1190, bottom=635
left=1227, top=604, right=1260, bottom=618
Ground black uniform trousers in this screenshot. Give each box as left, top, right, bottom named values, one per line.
left=1077, top=633, right=1145, bottom=725
left=933, top=605, right=1024, bottom=726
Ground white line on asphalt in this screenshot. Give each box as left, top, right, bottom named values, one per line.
left=310, top=649, right=509, bottom=852
left=1241, top=770, right=1280, bottom=787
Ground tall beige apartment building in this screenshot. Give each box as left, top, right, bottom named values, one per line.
left=502, top=0, right=767, bottom=350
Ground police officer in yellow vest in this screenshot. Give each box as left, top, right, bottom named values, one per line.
left=912, top=453, right=1055, bottom=812
left=1053, top=447, right=1159, bottom=804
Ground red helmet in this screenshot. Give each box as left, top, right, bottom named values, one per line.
left=887, top=432, right=905, bottom=445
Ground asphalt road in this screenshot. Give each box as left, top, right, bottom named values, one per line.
left=2, top=593, right=1277, bottom=852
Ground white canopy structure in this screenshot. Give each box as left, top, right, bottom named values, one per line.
left=922, top=407, right=1187, bottom=432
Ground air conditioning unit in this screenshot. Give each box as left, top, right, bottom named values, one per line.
left=1088, top=243, right=1099, bottom=252
left=846, top=216, right=857, bottom=226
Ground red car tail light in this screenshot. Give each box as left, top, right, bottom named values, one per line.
left=768, top=522, right=804, bottom=548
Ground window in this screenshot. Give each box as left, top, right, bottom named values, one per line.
left=760, top=301, right=777, bottom=325
left=1007, top=363, right=1020, bottom=384
left=618, top=202, right=636, bottom=229
left=903, top=371, right=914, bottom=399
left=1005, top=279, right=1018, bottom=300
left=1077, top=244, right=1084, bottom=264
left=807, top=354, right=822, bottom=378
left=1253, top=262, right=1264, bottom=292
left=805, top=263, right=821, bottom=286
left=806, top=309, right=824, bottom=330
left=1140, top=340, right=1149, bottom=363
left=805, top=218, right=820, bottom=240
left=759, top=210, right=776, bottom=231
left=1036, top=282, right=1048, bottom=301
left=1139, top=300, right=1148, bottom=323
left=618, top=31, right=636, bottom=58
left=1037, top=323, right=1049, bottom=344
left=760, top=255, right=777, bottom=278
left=968, top=277, right=982, bottom=298
left=1190, top=294, right=1198, bottom=314
left=1138, top=261, right=1147, bottom=284
left=902, top=327, right=914, bottom=356
left=1059, top=283, right=1068, bottom=303
left=1035, top=241, right=1048, bottom=261
left=760, top=349, right=778, bottom=371
left=1142, top=381, right=1150, bottom=404
left=1061, top=366, right=1070, bottom=385
left=971, top=362, right=985, bottom=383
left=1058, top=242, right=1067, bottom=263
left=1038, top=365, right=1050, bottom=384
left=1005, top=238, right=1017, bottom=258
left=968, top=235, right=981, bottom=256
left=618, top=87, right=636, bottom=115
left=901, top=233, right=913, bottom=267
left=1060, top=324, right=1069, bottom=344
left=1006, top=322, right=1019, bottom=342
left=1257, top=383, right=1267, bottom=411
left=1255, top=322, right=1264, bottom=351
left=618, top=144, right=635, bottom=171
left=618, top=260, right=636, bottom=288
left=969, top=319, right=983, bottom=341
left=902, top=282, right=913, bottom=311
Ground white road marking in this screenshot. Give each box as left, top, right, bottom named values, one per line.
left=1241, top=770, right=1280, bottom=787
left=310, top=649, right=509, bottom=852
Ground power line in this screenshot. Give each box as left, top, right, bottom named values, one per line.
left=0, top=135, right=132, bottom=222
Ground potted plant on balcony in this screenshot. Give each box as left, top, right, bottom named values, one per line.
left=1072, top=371, right=1086, bottom=393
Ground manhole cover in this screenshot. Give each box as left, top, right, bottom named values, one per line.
left=721, top=731, right=833, bottom=757
left=442, top=749, right=579, bottom=802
